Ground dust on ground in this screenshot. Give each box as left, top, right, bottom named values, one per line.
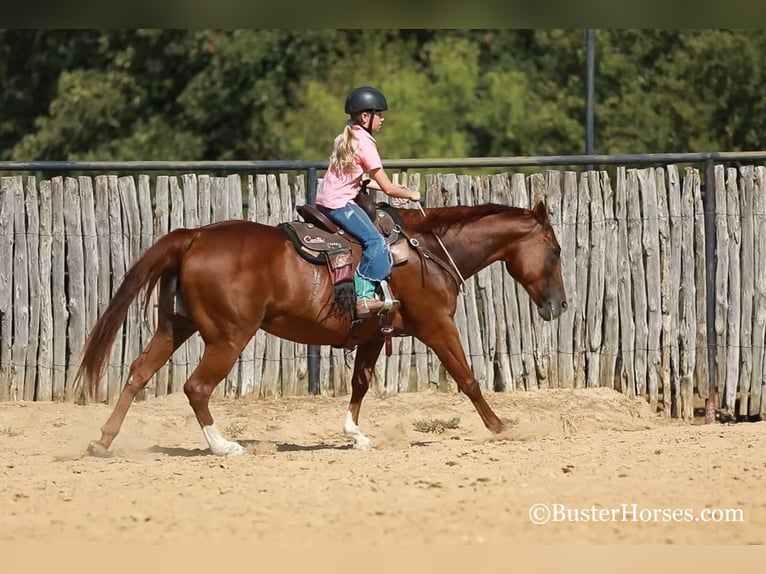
left=1, top=387, right=764, bottom=545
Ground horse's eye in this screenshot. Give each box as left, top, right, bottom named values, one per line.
left=552, top=247, right=561, bottom=257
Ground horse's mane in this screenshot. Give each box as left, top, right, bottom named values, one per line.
left=405, top=203, right=531, bottom=235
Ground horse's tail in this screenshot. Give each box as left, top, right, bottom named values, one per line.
left=75, top=228, right=197, bottom=402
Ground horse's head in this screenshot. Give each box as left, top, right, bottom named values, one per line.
left=503, top=201, right=568, bottom=320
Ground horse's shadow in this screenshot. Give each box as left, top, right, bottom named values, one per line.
left=147, top=439, right=354, bottom=458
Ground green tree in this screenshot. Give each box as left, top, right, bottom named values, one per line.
left=11, top=30, right=210, bottom=161
left=5, top=29, right=766, bottom=163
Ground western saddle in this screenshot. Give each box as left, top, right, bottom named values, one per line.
left=277, top=191, right=409, bottom=318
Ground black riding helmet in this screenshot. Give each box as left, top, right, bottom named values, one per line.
left=345, top=86, right=388, bottom=115
left=345, top=87, right=387, bottom=133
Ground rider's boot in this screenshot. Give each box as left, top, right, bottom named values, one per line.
left=354, top=273, right=385, bottom=318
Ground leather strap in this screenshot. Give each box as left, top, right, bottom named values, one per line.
left=381, top=313, right=395, bottom=356
left=398, top=227, right=462, bottom=290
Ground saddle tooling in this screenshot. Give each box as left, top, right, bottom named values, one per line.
left=279, top=200, right=408, bottom=295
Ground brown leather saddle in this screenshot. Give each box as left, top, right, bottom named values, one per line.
left=278, top=193, right=409, bottom=287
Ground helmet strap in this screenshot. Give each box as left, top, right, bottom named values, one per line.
left=364, top=111, right=374, bottom=134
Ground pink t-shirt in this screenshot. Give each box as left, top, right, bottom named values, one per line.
left=316, top=125, right=383, bottom=209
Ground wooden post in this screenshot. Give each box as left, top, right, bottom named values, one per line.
left=737, top=166, right=754, bottom=417
left=24, top=177, right=42, bottom=401
left=586, top=171, right=605, bottom=389
left=0, top=179, right=11, bottom=401
left=37, top=181, right=54, bottom=402
left=693, top=168, right=710, bottom=419
left=51, top=177, right=68, bottom=401
left=63, top=178, right=86, bottom=401
left=679, top=168, right=700, bottom=421
left=627, top=170, right=648, bottom=398
left=655, top=167, right=673, bottom=417
left=510, top=173, right=535, bottom=389
left=638, top=168, right=662, bottom=412
left=573, top=172, right=591, bottom=389
left=723, top=168, right=741, bottom=418
left=599, top=171, right=619, bottom=390
left=751, top=167, right=766, bottom=418
left=545, top=170, right=563, bottom=389
left=558, top=172, right=578, bottom=390
left=615, top=167, right=636, bottom=397
left=10, top=177, right=29, bottom=401
left=713, top=165, right=729, bottom=417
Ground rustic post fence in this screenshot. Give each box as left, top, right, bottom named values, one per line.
left=3, top=152, right=766, bottom=421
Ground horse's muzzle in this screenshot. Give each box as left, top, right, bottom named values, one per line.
left=537, top=299, right=568, bottom=321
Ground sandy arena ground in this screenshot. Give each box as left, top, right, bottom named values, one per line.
left=1, top=386, right=764, bottom=546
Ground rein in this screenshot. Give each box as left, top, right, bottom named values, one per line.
left=407, top=202, right=467, bottom=294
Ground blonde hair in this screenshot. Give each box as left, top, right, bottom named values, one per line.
left=328, top=120, right=359, bottom=175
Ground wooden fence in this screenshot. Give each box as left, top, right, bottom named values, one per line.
left=0, top=165, right=764, bottom=420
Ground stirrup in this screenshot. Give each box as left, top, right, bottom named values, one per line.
left=378, top=280, right=398, bottom=313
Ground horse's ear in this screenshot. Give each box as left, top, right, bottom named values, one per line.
left=533, top=201, right=548, bottom=223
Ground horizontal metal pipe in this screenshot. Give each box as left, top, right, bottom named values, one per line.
left=2, top=150, right=766, bottom=172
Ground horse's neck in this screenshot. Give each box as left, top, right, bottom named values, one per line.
left=437, top=217, right=532, bottom=278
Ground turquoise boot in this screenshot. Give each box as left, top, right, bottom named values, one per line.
left=354, top=272, right=376, bottom=300
left=354, top=272, right=383, bottom=317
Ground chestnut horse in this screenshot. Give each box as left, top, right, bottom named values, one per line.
left=76, top=200, right=567, bottom=456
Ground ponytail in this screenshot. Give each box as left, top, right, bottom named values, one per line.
left=328, top=123, right=357, bottom=174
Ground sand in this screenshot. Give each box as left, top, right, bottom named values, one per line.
left=1, top=386, right=764, bottom=545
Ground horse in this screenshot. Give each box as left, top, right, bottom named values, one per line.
left=75, top=199, right=568, bottom=456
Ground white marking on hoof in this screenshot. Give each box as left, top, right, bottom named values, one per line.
left=343, top=411, right=374, bottom=450
left=353, top=435, right=373, bottom=450
left=202, top=424, right=246, bottom=456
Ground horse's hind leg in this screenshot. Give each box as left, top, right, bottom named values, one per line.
left=183, top=339, right=252, bottom=456
left=88, top=314, right=197, bottom=457
left=344, top=338, right=384, bottom=449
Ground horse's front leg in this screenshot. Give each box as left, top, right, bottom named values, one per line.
left=344, top=338, right=384, bottom=449
left=415, top=317, right=505, bottom=434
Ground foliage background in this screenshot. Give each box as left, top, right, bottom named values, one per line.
left=1, top=29, right=763, bottom=163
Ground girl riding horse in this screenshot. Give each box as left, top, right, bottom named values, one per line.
left=316, top=86, right=421, bottom=318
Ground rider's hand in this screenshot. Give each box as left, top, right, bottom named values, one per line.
left=401, top=186, right=420, bottom=202
left=391, top=187, right=420, bottom=206
left=391, top=196, right=409, bottom=207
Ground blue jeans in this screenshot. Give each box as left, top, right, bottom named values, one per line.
left=324, top=202, right=391, bottom=281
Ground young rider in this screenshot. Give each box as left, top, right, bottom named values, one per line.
left=316, top=86, right=420, bottom=318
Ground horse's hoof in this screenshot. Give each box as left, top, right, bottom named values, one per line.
left=211, top=441, right=246, bottom=457
left=353, top=438, right=374, bottom=451
left=87, top=441, right=113, bottom=458
left=227, top=443, right=246, bottom=456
